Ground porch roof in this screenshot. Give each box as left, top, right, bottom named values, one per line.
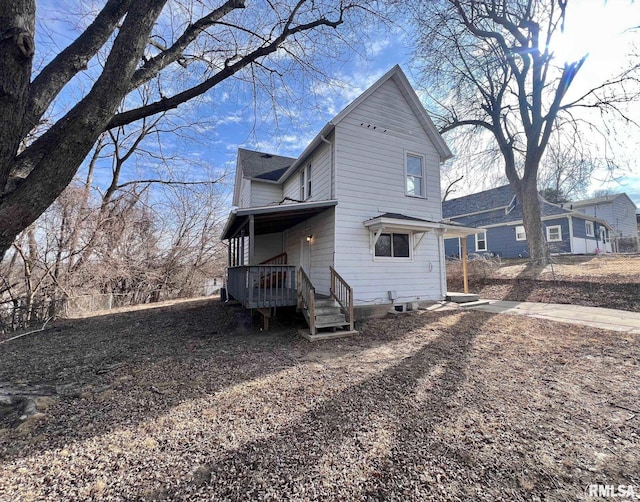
left=363, top=213, right=483, bottom=237
left=222, top=200, right=338, bottom=240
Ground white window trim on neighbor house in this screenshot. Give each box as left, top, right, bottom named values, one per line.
left=546, top=225, right=562, bottom=242
left=374, top=232, right=413, bottom=261
left=585, top=220, right=595, bottom=237
left=405, top=151, right=426, bottom=198
left=515, top=225, right=526, bottom=241
left=299, top=163, right=311, bottom=201
left=476, top=231, right=487, bottom=251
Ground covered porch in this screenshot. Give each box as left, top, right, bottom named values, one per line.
left=221, top=200, right=338, bottom=310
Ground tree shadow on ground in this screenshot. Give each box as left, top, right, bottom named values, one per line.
left=146, top=309, right=492, bottom=500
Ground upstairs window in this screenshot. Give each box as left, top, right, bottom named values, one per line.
left=299, top=164, right=311, bottom=200
left=546, top=225, right=562, bottom=242
left=585, top=221, right=595, bottom=237
left=375, top=233, right=411, bottom=258
left=406, top=153, right=425, bottom=197
left=515, top=225, right=526, bottom=241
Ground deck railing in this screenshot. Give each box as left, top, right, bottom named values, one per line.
left=259, top=252, right=288, bottom=265
left=330, top=266, right=354, bottom=331
left=227, top=265, right=297, bottom=309
left=297, top=267, right=316, bottom=336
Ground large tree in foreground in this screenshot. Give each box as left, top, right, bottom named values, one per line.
left=0, top=0, right=374, bottom=262
left=408, top=0, right=639, bottom=264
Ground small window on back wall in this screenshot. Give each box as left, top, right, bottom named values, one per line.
left=299, top=164, right=311, bottom=200
left=375, top=233, right=411, bottom=258
left=515, top=225, right=526, bottom=241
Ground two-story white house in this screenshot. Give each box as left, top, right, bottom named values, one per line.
left=570, top=193, right=638, bottom=252
left=221, top=66, right=478, bottom=339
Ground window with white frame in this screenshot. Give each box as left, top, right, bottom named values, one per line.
left=476, top=232, right=487, bottom=251
left=405, top=153, right=425, bottom=197
left=375, top=233, right=411, bottom=258
left=299, top=164, right=311, bottom=200
left=515, top=225, right=526, bottom=241
left=585, top=220, right=594, bottom=237
left=546, top=225, right=562, bottom=242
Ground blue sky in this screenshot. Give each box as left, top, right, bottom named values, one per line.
left=35, top=1, right=640, bottom=211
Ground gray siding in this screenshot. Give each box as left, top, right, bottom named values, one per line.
left=239, top=178, right=251, bottom=208
left=284, top=208, right=335, bottom=296
left=251, top=181, right=282, bottom=207
left=282, top=137, right=333, bottom=203
left=576, top=197, right=637, bottom=238
left=333, top=78, right=445, bottom=304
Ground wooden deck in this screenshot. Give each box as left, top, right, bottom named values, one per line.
left=227, top=265, right=298, bottom=309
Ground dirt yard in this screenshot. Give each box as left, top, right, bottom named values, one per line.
left=1, top=297, right=638, bottom=500
left=448, top=254, right=640, bottom=312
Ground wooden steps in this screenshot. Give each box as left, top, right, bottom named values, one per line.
left=299, top=328, right=359, bottom=341
left=301, top=297, right=358, bottom=340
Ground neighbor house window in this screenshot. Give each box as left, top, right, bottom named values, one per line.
left=585, top=221, right=595, bottom=237
left=299, top=164, right=311, bottom=200
left=375, top=233, right=411, bottom=258
left=476, top=232, right=487, bottom=251
left=405, top=153, right=425, bottom=197
left=546, top=225, right=562, bottom=242
left=515, top=225, right=526, bottom=241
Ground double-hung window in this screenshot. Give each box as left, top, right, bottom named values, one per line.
left=375, top=233, right=411, bottom=259
left=585, top=221, right=595, bottom=237
left=546, top=225, right=562, bottom=242
left=405, top=153, right=425, bottom=197
left=475, top=232, right=487, bottom=252
left=299, top=164, right=311, bottom=200
left=515, top=225, right=526, bottom=241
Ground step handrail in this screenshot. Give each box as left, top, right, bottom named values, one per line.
left=297, top=267, right=316, bottom=336
left=259, top=252, right=288, bottom=265
left=329, top=266, right=354, bottom=331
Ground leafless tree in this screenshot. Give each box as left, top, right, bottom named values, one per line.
left=0, top=0, right=380, bottom=262
left=406, top=0, right=640, bottom=264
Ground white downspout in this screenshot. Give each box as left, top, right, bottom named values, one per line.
left=320, top=134, right=336, bottom=270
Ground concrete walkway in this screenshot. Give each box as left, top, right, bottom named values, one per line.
left=458, top=300, right=640, bottom=334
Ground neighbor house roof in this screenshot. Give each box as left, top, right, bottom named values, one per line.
left=442, top=185, right=515, bottom=218
left=444, top=184, right=613, bottom=229
left=570, top=193, right=637, bottom=209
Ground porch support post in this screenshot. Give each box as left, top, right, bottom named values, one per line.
left=461, top=236, right=469, bottom=294
left=240, top=230, right=245, bottom=266
left=249, top=214, right=255, bottom=265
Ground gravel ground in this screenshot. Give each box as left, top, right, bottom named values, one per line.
left=1, top=298, right=639, bottom=500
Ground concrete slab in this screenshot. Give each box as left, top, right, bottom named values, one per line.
left=446, top=292, right=480, bottom=303
left=463, top=300, right=640, bottom=334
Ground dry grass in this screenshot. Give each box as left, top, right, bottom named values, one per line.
left=447, top=254, right=640, bottom=312
left=1, top=298, right=639, bottom=500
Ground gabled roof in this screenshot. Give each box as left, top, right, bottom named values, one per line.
left=276, top=65, right=453, bottom=184
left=442, top=185, right=515, bottom=218
left=444, top=184, right=613, bottom=229
left=571, top=192, right=637, bottom=209
left=451, top=199, right=571, bottom=227
left=237, top=148, right=296, bottom=180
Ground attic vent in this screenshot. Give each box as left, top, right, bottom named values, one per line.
left=261, top=154, right=273, bottom=158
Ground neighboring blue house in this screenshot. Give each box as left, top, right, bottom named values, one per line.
left=443, top=185, right=613, bottom=258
